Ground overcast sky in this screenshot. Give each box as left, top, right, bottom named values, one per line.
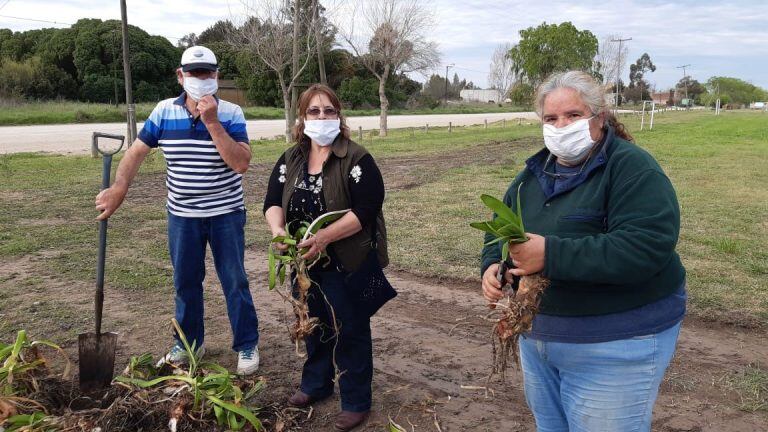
left=2, top=0, right=766, bottom=91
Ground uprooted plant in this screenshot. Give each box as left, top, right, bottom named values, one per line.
left=471, top=186, right=550, bottom=380
left=267, top=210, right=348, bottom=354
left=114, top=319, right=264, bottom=431
left=1, top=322, right=265, bottom=432
left=0, top=329, right=70, bottom=431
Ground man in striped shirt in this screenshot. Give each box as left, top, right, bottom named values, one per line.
left=94, top=46, right=260, bottom=375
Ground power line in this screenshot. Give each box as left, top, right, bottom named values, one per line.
left=0, top=14, right=72, bottom=26
left=0, top=13, right=182, bottom=40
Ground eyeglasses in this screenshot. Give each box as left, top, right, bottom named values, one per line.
left=305, top=107, right=339, bottom=116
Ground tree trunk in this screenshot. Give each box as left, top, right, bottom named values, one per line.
left=277, top=72, right=292, bottom=143
left=378, top=67, right=390, bottom=137
left=289, top=0, right=300, bottom=142
left=313, top=0, right=327, bottom=85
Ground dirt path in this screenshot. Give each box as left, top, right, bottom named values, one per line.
left=1, top=137, right=766, bottom=431
left=2, top=248, right=766, bottom=432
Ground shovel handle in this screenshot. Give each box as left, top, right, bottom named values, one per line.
left=94, top=147, right=116, bottom=335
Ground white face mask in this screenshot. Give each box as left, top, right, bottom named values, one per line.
left=542, top=117, right=596, bottom=164
left=304, top=119, right=341, bottom=146
left=183, top=76, right=218, bottom=101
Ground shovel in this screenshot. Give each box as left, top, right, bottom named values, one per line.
left=78, top=132, right=124, bottom=393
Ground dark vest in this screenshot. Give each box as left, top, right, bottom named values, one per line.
left=281, top=136, right=388, bottom=272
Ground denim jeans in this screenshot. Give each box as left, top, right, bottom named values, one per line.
left=519, top=321, right=682, bottom=432
left=298, top=270, right=373, bottom=412
left=167, top=210, right=259, bottom=352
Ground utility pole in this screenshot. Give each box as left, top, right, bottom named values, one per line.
left=444, top=63, right=454, bottom=105
left=120, top=0, right=136, bottom=146
left=610, top=37, right=631, bottom=111
left=676, top=64, right=691, bottom=104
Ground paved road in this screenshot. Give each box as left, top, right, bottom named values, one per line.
left=0, top=112, right=540, bottom=155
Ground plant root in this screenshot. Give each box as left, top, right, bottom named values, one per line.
left=486, top=273, right=549, bottom=381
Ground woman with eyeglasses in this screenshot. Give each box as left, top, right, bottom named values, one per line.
left=263, top=84, right=386, bottom=431
left=480, top=71, right=686, bottom=431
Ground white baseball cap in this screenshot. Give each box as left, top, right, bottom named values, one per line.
left=180, top=45, right=218, bottom=72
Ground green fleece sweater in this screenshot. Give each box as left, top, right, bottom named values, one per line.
left=481, top=128, right=686, bottom=316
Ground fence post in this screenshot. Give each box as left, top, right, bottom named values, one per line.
left=411, top=127, right=415, bottom=137
left=502, top=119, right=506, bottom=128
left=484, top=119, right=488, bottom=129
left=518, top=118, right=522, bottom=125
left=449, top=122, right=452, bottom=133
left=358, top=126, right=363, bottom=140
left=425, top=124, right=429, bottom=133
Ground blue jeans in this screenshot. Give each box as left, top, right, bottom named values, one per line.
left=298, top=270, right=373, bottom=412
left=167, top=210, right=259, bottom=352
left=519, top=321, right=682, bottom=432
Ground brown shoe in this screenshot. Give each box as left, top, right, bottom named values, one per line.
left=287, top=390, right=313, bottom=408
left=334, top=410, right=370, bottom=431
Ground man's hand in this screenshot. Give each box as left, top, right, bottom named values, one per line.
left=509, top=233, right=546, bottom=276
left=197, top=95, right=219, bottom=126
left=95, top=185, right=128, bottom=220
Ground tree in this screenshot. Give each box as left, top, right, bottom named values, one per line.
left=675, top=76, right=706, bottom=105
left=177, top=33, right=198, bottom=49
left=232, top=0, right=319, bottom=141
left=337, top=0, right=440, bottom=136
left=0, top=19, right=179, bottom=102
left=706, top=76, right=768, bottom=106
left=488, top=42, right=515, bottom=100
left=507, top=22, right=598, bottom=86
left=594, top=34, right=628, bottom=86
left=626, top=53, right=655, bottom=102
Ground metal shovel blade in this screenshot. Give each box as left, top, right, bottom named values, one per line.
left=78, top=331, right=118, bottom=393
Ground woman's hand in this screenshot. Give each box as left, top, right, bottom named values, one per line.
left=271, top=227, right=290, bottom=252
left=298, top=228, right=333, bottom=261
left=509, top=233, right=546, bottom=276
left=482, top=263, right=509, bottom=304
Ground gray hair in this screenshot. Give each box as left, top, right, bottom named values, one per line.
left=535, top=71, right=606, bottom=118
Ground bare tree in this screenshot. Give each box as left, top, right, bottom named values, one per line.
left=231, top=0, right=317, bottom=142
left=488, top=42, right=515, bottom=101
left=595, top=34, right=628, bottom=86
left=337, top=0, right=440, bottom=136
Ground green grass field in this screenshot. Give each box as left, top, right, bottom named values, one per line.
left=0, top=111, right=766, bottom=326
left=0, top=99, right=527, bottom=126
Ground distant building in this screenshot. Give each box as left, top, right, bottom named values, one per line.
left=651, top=92, right=671, bottom=106
left=750, top=102, right=766, bottom=109
left=460, top=89, right=503, bottom=103
left=218, top=79, right=248, bottom=106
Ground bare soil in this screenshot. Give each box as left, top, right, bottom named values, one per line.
left=2, top=140, right=766, bottom=431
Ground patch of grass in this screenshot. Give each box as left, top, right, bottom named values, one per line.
left=0, top=99, right=530, bottom=126
left=0, top=111, right=766, bottom=327
left=726, top=363, right=768, bottom=412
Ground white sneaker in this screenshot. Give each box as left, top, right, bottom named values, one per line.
left=237, top=346, right=259, bottom=375
left=156, top=343, right=205, bottom=368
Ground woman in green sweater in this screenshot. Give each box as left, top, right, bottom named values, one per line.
left=480, top=70, right=686, bottom=432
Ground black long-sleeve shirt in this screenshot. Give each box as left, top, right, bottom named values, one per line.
left=263, top=152, right=385, bottom=235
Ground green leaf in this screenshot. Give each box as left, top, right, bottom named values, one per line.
left=515, top=183, right=526, bottom=232
left=304, top=209, right=350, bottom=240
left=268, top=247, right=276, bottom=290
left=502, top=240, right=510, bottom=261
left=469, top=221, right=503, bottom=237
left=278, top=263, right=286, bottom=285
left=480, top=194, right=517, bottom=224
left=483, top=236, right=507, bottom=247
left=206, top=394, right=263, bottom=430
